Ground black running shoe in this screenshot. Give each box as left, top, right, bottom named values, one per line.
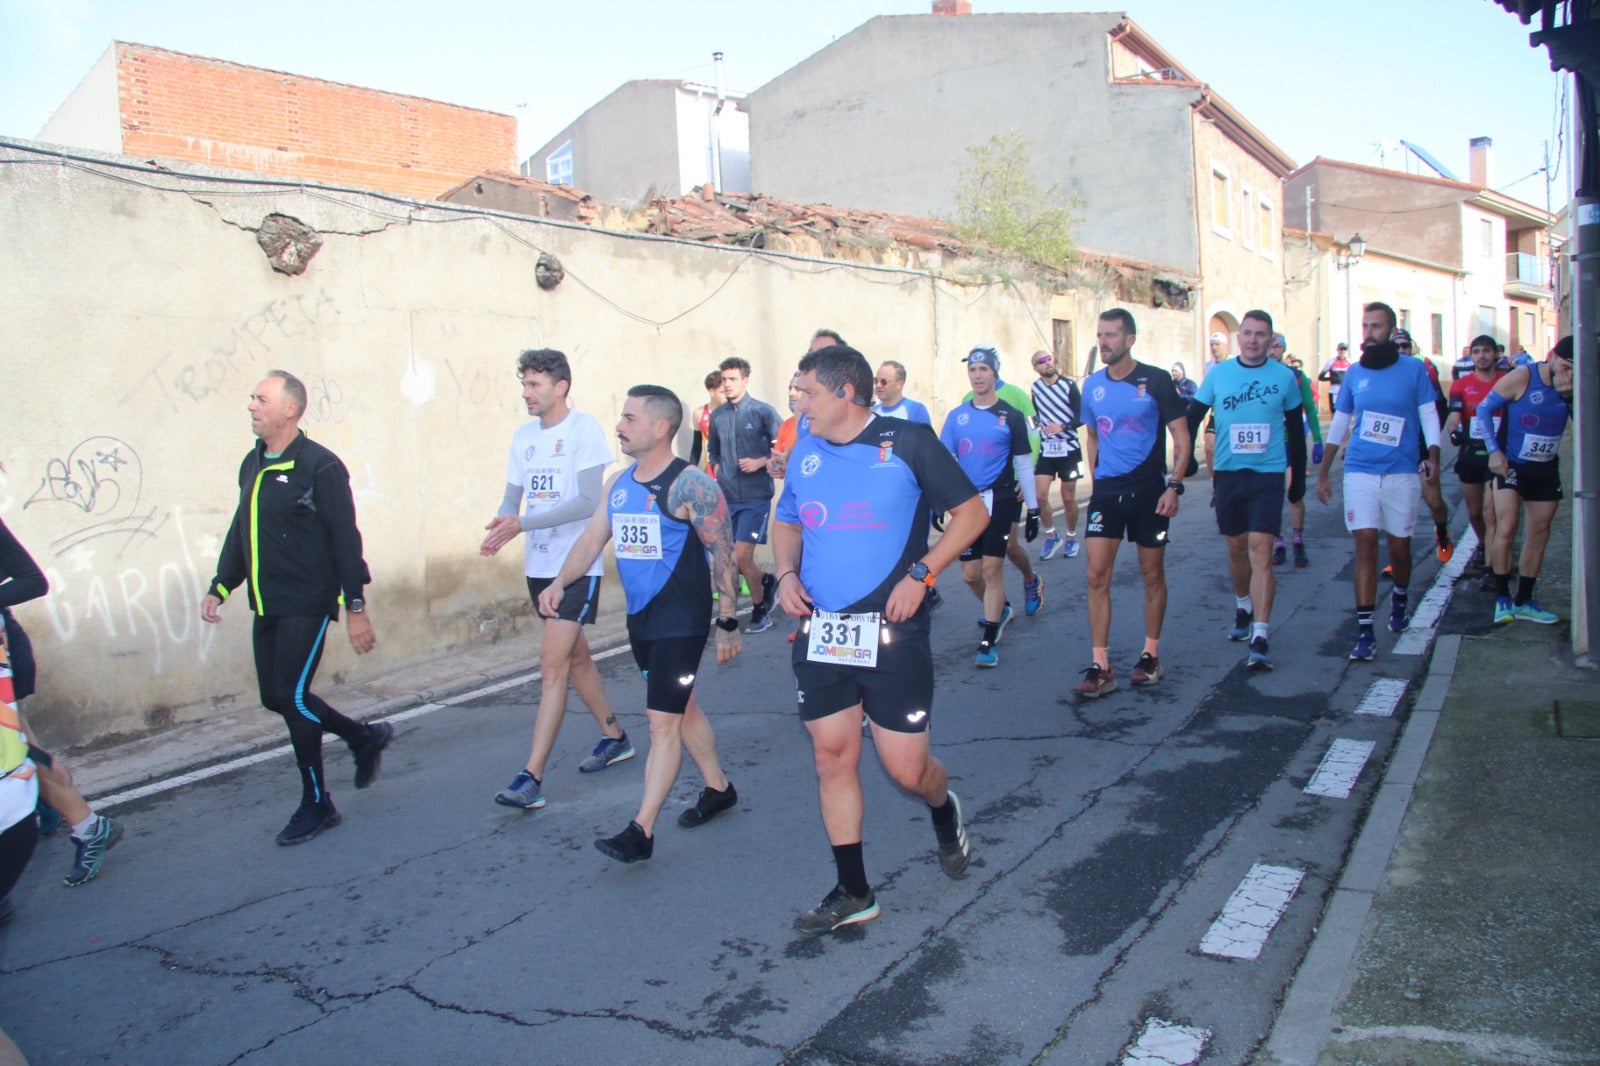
left=595, top=821, right=653, bottom=863
left=935, top=791, right=970, bottom=878
left=794, top=885, right=879, bottom=935
left=678, top=782, right=738, bottom=828
left=352, top=722, right=394, bottom=789
left=276, top=799, right=341, bottom=846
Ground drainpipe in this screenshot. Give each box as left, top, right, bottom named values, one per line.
left=710, top=51, right=726, bottom=195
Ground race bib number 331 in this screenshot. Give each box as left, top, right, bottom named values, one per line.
left=806, top=611, right=881, bottom=668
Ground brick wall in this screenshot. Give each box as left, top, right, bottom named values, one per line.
left=114, top=42, right=516, bottom=200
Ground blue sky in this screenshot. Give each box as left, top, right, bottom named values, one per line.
left=0, top=0, right=1570, bottom=205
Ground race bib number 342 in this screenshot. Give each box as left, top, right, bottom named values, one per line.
left=806, top=611, right=881, bottom=668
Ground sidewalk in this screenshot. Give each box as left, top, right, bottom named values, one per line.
left=67, top=613, right=634, bottom=801
left=1268, top=496, right=1600, bottom=1065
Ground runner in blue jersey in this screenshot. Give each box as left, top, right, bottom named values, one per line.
left=1315, top=302, right=1442, bottom=660
left=1185, top=310, right=1306, bottom=671
left=1072, top=308, right=1191, bottom=698
left=940, top=346, right=1040, bottom=668
left=1478, top=335, right=1574, bottom=625
left=772, top=344, right=988, bottom=936
left=540, top=386, right=743, bottom=864
left=872, top=360, right=933, bottom=425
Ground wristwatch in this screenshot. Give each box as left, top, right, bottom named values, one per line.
left=908, top=561, right=937, bottom=586
left=715, top=616, right=739, bottom=632
left=348, top=597, right=366, bottom=613
left=1165, top=480, right=1185, bottom=496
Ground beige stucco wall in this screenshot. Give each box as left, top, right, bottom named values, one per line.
left=1192, top=117, right=1286, bottom=356
left=0, top=142, right=1188, bottom=749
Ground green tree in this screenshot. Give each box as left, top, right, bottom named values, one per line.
left=950, top=132, right=1078, bottom=270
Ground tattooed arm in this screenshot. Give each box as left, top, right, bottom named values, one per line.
left=670, top=465, right=742, bottom=665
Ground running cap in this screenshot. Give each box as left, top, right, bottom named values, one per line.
left=1391, top=328, right=1413, bottom=344
left=964, top=345, right=1000, bottom=373
left=1209, top=331, right=1228, bottom=344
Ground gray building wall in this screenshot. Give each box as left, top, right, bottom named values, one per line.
left=746, top=13, right=1202, bottom=272
left=1286, top=164, right=1465, bottom=269
left=524, top=81, right=683, bottom=204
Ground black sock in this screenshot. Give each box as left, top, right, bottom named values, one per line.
left=1356, top=606, right=1375, bottom=633
left=1494, top=572, right=1512, bottom=599
left=930, top=795, right=958, bottom=844
left=832, top=843, right=870, bottom=898
left=1392, top=586, right=1408, bottom=607
left=1515, top=575, right=1536, bottom=606
left=1435, top=521, right=1448, bottom=541
left=981, top=621, right=999, bottom=645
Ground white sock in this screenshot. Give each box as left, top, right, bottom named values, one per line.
left=1235, top=596, right=1252, bottom=612
left=70, top=813, right=98, bottom=840
left=1252, top=622, right=1270, bottom=642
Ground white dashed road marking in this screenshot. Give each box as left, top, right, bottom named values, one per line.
left=1394, top=528, right=1475, bottom=655
left=1200, top=863, right=1305, bottom=960
left=1353, top=677, right=1408, bottom=717
left=1122, top=1018, right=1211, bottom=1065
left=1304, top=738, right=1376, bottom=799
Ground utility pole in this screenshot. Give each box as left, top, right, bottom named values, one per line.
left=1570, top=70, right=1598, bottom=664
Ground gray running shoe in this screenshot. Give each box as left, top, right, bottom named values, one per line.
left=935, top=791, right=970, bottom=878
left=578, top=733, right=636, bottom=773
left=64, top=815, right=123, bottom=884
left=794, top=885, right=879, bottom=935
left=495, top=770, right=545, bottom=809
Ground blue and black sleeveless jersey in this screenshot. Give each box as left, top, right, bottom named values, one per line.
left=609, top=458, right=711, bottom=640
left=938, top=398, right=1031, bottom=492
left=1080, top=361, right=1186, bottom=492
left=1500, top=367, right=1571, bottom=464
left=777, top=418, right=977, bottom=624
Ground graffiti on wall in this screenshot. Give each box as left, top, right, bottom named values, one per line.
left=125, top=291, right=338, bottom=412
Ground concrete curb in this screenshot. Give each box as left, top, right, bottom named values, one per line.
left=1260, top=634, right=1460, bottom=1066
left=70, top=616, right=638, bottom=804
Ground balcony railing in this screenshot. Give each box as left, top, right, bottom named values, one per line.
left=1506, top=252, right=1550, bottom=287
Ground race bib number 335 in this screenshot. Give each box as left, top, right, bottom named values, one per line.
left=611, top=513, right=662, bottom=560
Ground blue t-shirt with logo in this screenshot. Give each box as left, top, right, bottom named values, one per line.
left=873, top=398, right=932, bottom=425
left=938, top=399, right=1031, bottom=492
left=777, top=417, right=976, bottom=618
left=1336, top=358, right=1436, bottom=475
left=1080, top=361, right=1186, bottom=490
left=1196, top=357, right=1302, bottom=473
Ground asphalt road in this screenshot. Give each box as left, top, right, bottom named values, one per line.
left=0, top=474, right=1454, bottom=1065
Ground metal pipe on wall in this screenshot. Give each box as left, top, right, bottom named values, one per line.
left=1570, top=70, right=1598, bottom=665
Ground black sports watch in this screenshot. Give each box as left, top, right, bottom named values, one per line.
left=348, top=597, right=366, bottom=613
left=715, top=616, right=739, bottom=632
left=1165, top=480, right=1185, bottom=496
left=908, top=561, right=936, bottom=586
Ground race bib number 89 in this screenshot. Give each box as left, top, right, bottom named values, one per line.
left=806, top=611, right=881, bottom=668
left=1358, top=411, right=1404, bottom=449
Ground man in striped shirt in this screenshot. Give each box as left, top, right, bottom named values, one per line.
left=1030, top=349, right=1084, bottom=560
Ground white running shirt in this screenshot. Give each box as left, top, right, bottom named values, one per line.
left=505, top=411, right=612, bottom=578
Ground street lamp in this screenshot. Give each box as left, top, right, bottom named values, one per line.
left=1336, top=233, right=1366, bottom=270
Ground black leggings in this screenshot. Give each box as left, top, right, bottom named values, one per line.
left=253, top=615, right=367, bottom=805
left=0, top=811, right=39, bottom=900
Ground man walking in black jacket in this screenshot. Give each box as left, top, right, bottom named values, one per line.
left=202, top=371, right=392, bottom=845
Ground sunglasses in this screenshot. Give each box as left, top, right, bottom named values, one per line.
left=874, top=378, right=892, bottom=385
left=1033, top=356, right=1052, bottom=366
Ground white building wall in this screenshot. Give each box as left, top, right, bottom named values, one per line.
left=36, top=44, right=122, bottom=152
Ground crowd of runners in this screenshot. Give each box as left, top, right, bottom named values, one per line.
left=0, top=307, right=1574, bottom=937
